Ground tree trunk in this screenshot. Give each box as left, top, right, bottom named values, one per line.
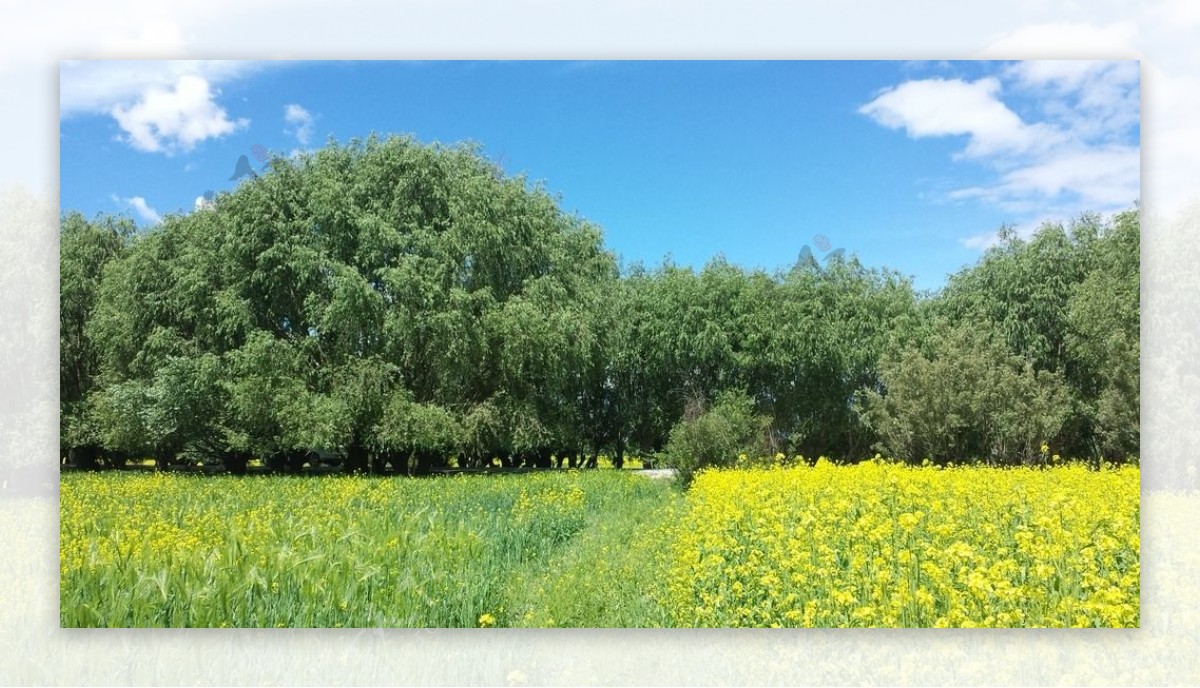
left=345, top=441, right=369, bottom=474
left=223, top=452, right=249, bottom=475
left=68, top=445, right=98, bottom=470
left=154, top=449, right=175, bottom=472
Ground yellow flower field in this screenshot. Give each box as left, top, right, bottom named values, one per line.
left=666, top=461, right=1139, bottom=627
left=60, top=462, right=1139, bottom=628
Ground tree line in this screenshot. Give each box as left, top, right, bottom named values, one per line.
left=59, top=135, right=1139, bottom=475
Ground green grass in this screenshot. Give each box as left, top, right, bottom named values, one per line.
left=60, top=470, right=677, bottom=627
left=503, top=485, right=681, bottom=627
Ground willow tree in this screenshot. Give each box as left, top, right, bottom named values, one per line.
left=936, top=212, right=1139, bottom=459
left=1065, top=210, right=1140, bottom=460
left=87, top=134, right=617, bottom=470
left=59, top=213, right=133, bottom=466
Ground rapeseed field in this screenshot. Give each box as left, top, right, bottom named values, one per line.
left=60, top=462, right=1138, bottom=628
left=666, top=461, right=1139, bottom=627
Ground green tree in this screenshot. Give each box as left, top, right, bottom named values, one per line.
left=664, top=389, right=772, bottom=484
left=66, top=131, right=1138, bottom=474
left=59, top=213, right=133, bottom=466
left=935, top=212, right=1139, bottom=460
left=87, top=135, right=616, bottom=470
left=1066, top=209, right=1140, bottom=460
left=858, top=320, right=1071, bottom=465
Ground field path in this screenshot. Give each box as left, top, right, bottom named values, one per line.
left=636, top=469, right=677, bottom=480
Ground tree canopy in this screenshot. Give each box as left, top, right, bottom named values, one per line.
left=60, top=135, right=1140, bottom=472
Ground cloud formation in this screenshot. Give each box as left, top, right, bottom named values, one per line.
left=60, top=61, right=260, bottom=116
left=859, top=60, right=1139, bottom=249
left=859, top=77, right=1063, bottom=158
left=950, top=145, right=1139, bottom=210
left=284, top=104, right=315, bottom=145
left=110, top=74, right=248, bottom=154
left=115, top=195, right=161, bottom=224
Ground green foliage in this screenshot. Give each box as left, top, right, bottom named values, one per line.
left=59, top=212, right=133, bottom=448
left=931, top=212, right=1140, bottom=461
left=1065, top=209, right=1140, bottom=459
left=608, top=256, right=916, bottom=459
left=664, top=390, right=772, bottom=483
left=91, top=354, right=229, bottom=458
left=858, top=320, right=1071, bottom=464
left=75, top=135, right=618, bottom=466
left=376, top=392, right=461, bottom=453
left=939, top=217, right=1098, bottom=374
left=58, top=132, right=1138, bottom=471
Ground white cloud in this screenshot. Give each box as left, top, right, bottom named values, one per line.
left=194, top=194, right=216, bottom=212
left=1006, top=60, right=1140, bottom=144
left=981, top=22, right=1196, bottom=219
left=859, top=77, right=1063, bottom=158
left=949, top=145, right=1139, bottom=209
left=1000, top=146, right=1139, bottom=206
left=1006, top=60, right=1124, bottom=91
left=110, top=74, right=248, bottom=154
left=862, top=59, right=1140, bottom=250
left=960, top=231, right=1004, bottom=251
left=60, top=60, right=260, bottom=117
left=978, top=21, right=1200, bottom=218
left=117, top=195, right=161, bottom=224
left=284, top=103, right=315, bottom=145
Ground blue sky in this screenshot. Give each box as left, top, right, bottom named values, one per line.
left=59, top=60, right=1139, bottom=291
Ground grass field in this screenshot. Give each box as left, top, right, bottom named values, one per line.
left=60, top=470, right=678, bottom=627
left=60, top=462, right=1139, bottom=628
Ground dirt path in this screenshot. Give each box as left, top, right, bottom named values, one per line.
left=637, top=468, right=677, bottom=480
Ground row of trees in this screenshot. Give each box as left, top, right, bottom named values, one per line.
left=60, top=135, right=1139, bottom=474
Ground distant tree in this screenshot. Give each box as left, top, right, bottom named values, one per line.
left=59, top=213, right=133, bottom=466
left=1066, top=209, right=1140, bottom=460
left=857, top=320, right=1071, bottom=465
left=63, top=133, right=1138, bottom=476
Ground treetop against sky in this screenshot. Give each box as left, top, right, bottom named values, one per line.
left=59, top=60, right=1139, bottom=291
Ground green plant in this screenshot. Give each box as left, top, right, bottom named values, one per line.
left=664, top=389, right=772, bottom=484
